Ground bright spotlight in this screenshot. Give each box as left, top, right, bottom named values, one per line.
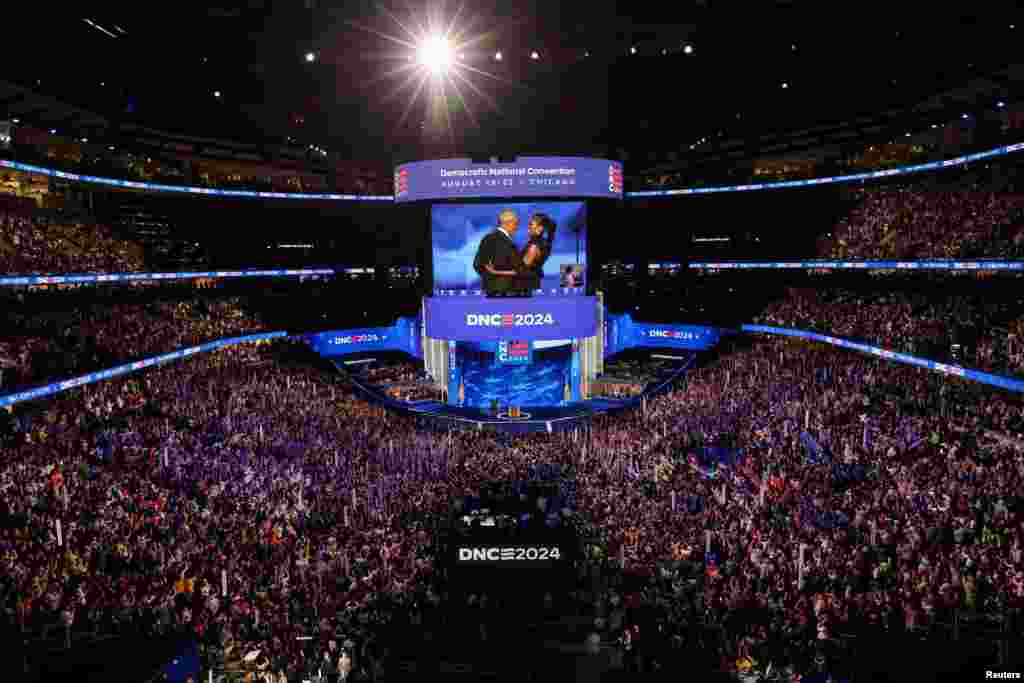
left=418, top=36, right=454, bottom=74
left=494, top=51, right=502, bottom=61
left=683, top=44, right=693, bottom=55
left=305, top=52, right=316, bottom=62
left=531, top=51, right=540, bottom=60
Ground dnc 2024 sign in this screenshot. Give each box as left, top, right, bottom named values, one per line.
left=327, top=333, right=383, bottom=345
left=465, top=313, right=555, bottom=327
left=425, top=297, right=598, bottom=342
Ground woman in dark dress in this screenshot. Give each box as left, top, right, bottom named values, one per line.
left=484, top=213, right=556, bottom=291
left=520, top=213, right=556, bottom=291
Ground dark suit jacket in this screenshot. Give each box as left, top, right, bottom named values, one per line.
left=472, top=228, right=521, bottom=294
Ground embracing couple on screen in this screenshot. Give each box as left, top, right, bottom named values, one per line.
left=472, top=208, right=556, bottom=296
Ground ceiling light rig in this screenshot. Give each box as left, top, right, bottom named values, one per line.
left=346, top=6, right=536, bottom=139
left=417, top=36, right=455, bottom=74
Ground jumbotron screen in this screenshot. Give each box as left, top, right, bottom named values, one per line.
left=431, top=201, right=586, bottom=293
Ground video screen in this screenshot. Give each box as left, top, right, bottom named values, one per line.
left=458, top=340, right=573, bottom=408
left=431, top=201, right=586, bottom=293
left=560, top=264, right=584, bottom=288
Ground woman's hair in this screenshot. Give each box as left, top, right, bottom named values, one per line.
left=531, top=213, right=557, bottom=246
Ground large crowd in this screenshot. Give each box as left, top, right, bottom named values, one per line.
left=2, top=157, right=1024, bottom=681
left=1, top=330, right=1022, bottom=681
left=820, top=184, right=1024, bottom=261
left=756, top=287, right=1024, bottom=378
left=0, top=211, right=145, bottom=276
left=0, top=296, right=268, bottom=393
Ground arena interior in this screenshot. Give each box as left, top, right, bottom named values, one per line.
left=2, top=4, right=1024, bottom=683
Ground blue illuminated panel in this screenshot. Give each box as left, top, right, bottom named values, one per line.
left=628, top=142, right=1024, bottom=197
left=0, top=332, right=289, bottom=408
left=3, top=141, right=1023, bottom=202
left=689, top=261, right=1024, bottom=271
left=742, top=324, right=1024, bottom=394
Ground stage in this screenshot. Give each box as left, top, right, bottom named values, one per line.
left=302, top=289, right=723, bottom=433
left=337, top=361, right=620, bottom=433
left=333, top=348, right=696, bottom=433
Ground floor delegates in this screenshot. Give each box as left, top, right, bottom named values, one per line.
left=756, top=286, right=1024, bottom=378
left=2, top=335, right=1022, bottom=680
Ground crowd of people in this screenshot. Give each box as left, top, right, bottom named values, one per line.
left=360, top=363, right=426, bottom=387
left=820, top=184, right=1024, bottom=261
left=0, top=296, right=268, bottom=393
left=2, top=155, right=1024, bottom=681
left=359, top=362, right=444, bottom=404
left=755, top=287, right=1024, bottom=378
left=0, top=211, right=145, bottom=276
left=1, top=329, right=1021, bottom=680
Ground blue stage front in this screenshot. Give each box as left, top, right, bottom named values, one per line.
left=447, top=339, right=579, bottom=409
left=298, top=298, right=725, bottom=429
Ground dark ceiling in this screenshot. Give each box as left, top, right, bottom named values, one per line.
left=7, top=2, right=1024, bottom=165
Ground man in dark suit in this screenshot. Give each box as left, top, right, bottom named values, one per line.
left=473, top=208, right=522, bottom=296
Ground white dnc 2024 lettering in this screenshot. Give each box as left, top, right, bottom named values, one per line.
left=457, top=547, right=561, bottom=561
left=465, top=313, right=555, bottom=326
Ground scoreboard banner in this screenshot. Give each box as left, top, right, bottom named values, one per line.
left=302, top=315, right=422, bottom=359
left=0, top=268, right=335, bottom=287
left=3, top=140, right=1021, bottom=203
left=0, top=159, right=392, bottom=201
left=425, top=296, right=599, bottom=342
left=302, top=328, right=393, bottom=356
left=602, top=313, right=721, bottom=356
left=394, top=157, right=623, bottom=202
left=635, top=324, right=721, bottom=349
left=0, top=332, right=288, bottom=408
left=742, top=324, right=1024, bottom=394
left=629, top=142, right=1024, bottom=197
left=689, top=260, right=1024, bottom=271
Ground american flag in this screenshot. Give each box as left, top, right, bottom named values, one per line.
left=394, top=169, right=409, bottom=197
left=609, top=163, right=623, bottom=194
left=508, top=341, right=528, bottom=356
left=501, top=314, right=514, bottom=326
